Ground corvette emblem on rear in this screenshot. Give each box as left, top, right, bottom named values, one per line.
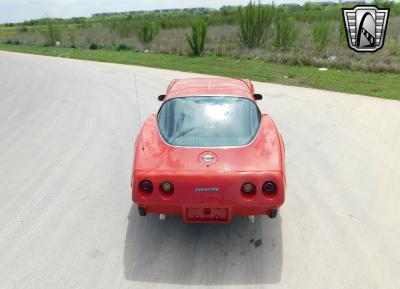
left=194, top=187, right=220, bottom=192
left=202, top=154, right=214, bottom=162
left=199, top=151, right=217, bottom=165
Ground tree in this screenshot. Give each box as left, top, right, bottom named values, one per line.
left=138, top=21, right=159, bottom=46
left=186, top=19, right=208, bottom=56
left=273, top=16, right=297, bottom=50
left=239, top=1, right=276, bottom=49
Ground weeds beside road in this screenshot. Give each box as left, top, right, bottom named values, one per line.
left=0, top=43, right=398, bottom=100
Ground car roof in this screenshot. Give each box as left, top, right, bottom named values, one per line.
left=165, top=78, right=255, bottom=100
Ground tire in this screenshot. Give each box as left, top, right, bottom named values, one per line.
left=269, top=208, right=278, bottom=219
left=138, top=206, right=147, bottom=217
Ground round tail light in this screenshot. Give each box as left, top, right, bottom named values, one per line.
left=241, top=182, right=256, bottom=196
left=139, top=180, right=153, bottom=194
left=263, top=181, right=277, bottom=195
left=160, top=181, right=174, bottom=194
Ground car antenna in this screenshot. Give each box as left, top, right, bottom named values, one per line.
left=133, top=73, right=142, bottom=129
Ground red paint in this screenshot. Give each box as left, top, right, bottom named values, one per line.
left=131, top=78, right=286, bottom=223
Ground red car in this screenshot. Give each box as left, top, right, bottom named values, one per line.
left=131, top=78, right=286, bottom=223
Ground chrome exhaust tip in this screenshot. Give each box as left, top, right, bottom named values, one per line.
left=248, top=215, right=255, bottom=223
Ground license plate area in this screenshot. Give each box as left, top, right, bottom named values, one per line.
left=186, top=207, right=229, bottom=222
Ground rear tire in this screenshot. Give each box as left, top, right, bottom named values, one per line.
left=138, top=206, right=147, bottom=216
left=269, top=209, right=278, bottom=219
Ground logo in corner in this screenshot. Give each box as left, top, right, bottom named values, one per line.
left=342, top=5, right=390, bottom=52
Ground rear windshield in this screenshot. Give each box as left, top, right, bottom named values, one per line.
left=157, top=96, right=261, bottom=147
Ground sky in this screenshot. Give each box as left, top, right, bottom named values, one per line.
left=0, top=0, right=314, bottom=23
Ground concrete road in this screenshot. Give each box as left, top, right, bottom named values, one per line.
left=0, top=51, right=399, bottom=289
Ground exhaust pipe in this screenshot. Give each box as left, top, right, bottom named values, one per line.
left=248, top=215, right=255, bottom=223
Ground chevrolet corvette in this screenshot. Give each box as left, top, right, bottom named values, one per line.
left=131, top=77, right=286, bottom=223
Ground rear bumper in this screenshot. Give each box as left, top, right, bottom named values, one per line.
left=132, top=170, right=285, bottom=223
left=136, top=204, right=280, bottom=223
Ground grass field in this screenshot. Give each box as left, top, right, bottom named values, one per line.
left=1, top=43, right=399, bottom=100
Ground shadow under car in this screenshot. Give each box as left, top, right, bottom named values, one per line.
left=124, top=206, right=282, bottom=285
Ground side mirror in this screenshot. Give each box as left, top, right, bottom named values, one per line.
left=254, top=94, right=263, bottom=100
left=158, top=95, right=166, bottom=101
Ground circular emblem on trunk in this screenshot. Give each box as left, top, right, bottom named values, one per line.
left=202, top=154, right=214, bottom=162
left=199, top=152, right=217, bottom=165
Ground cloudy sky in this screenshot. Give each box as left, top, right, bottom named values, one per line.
left=0, top=0, right=314, bottom=23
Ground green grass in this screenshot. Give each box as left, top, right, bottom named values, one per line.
left=0, top=43, right=399, bottom=100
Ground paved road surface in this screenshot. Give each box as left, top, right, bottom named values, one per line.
left=0, top=51, right=399, bottom=289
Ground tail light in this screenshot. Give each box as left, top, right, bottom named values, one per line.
left=262, top=181, right=277, bottom=195
left=241, top=182, right=256, bottom=196
left=139, top=180, right=153, bottom=194
left=160, top=181, right=174, bottom=195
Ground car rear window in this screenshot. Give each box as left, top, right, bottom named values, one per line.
left=157, top=96, right=261, bottom=147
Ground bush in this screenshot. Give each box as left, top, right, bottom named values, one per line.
left=45, top=18, right=61, bottom=45
left=138, top=21, right=159, bottom=45
left=239, top=1, right=276, bottom=49
left=89, top=43, right=101, bottom=50
left=186, top=19, right=208, bottom=56
left=312, top=22, right=330, bottom=51
left=18, top=26, right=29, bottom=33
left=42, top=42, right=54, bottom=47
left=4, top=39, right=20, bottom=45
left=273, top=16, right=297, bottom=49
left=116, top=43, right=135, bottom=51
